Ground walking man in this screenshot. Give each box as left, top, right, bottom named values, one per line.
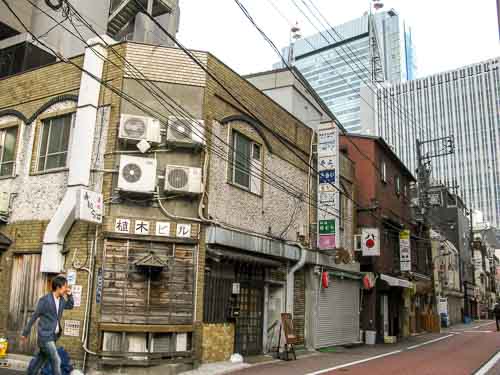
left=21, top=275, right=74, bottom=375
left=494, top=301, right=500, bottom=332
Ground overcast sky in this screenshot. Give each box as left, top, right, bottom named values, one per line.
left=177, top=0, right=500, bottom=78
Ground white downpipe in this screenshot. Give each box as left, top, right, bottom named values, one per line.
left=41, top=36, right=112, bottom=273
left=286, top=242, right=307, bottom=313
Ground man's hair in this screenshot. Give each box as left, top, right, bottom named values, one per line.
left=52, top=275, right=68, bottom=291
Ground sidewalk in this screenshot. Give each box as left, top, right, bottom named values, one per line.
left=193, top=320, right=495, bottom=375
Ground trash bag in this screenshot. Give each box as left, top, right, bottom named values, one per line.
left=28, top=347, right=74, bottom=375
left=230, top=353, right=243, bottom=363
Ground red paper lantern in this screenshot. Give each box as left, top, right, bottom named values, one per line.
left=363, top=274, right=373, bottom=289
left=322, top=271, right=329, bottom=288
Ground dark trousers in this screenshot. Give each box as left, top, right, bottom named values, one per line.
left=496, top=316, right=500, bottom=331
left=27, top=340, right=61, bottom=375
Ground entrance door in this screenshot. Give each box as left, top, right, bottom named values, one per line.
left=235, top=284, right=264, bottom=355
left=7, top=254, right=48, bottom=353
left=266, top=285, right=284, bottom=352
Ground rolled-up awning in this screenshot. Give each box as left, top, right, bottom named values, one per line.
left=207, top=247, right=282, bottom=268
left=380, top=274, right=413, bottom=289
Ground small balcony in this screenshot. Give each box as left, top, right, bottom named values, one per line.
left=108, top=0, right=174, bottom=37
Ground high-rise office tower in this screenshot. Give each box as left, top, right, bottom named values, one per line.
left=360, top=58, right=500, bottom=227
left=277, top=9, right=416, bottom=133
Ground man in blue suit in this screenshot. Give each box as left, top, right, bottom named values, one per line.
left=21, top=275, right=74, bottom=375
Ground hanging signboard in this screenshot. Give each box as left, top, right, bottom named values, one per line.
left=317, top=122, right=339, bottom=250
left=400, top=230, right=411, bottom=271
left=76, top=189, right=103, bottom=224
left=361, top=228, right=380, bottom=256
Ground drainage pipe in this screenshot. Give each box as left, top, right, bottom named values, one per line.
left=286, top=242, right=307, bottom=313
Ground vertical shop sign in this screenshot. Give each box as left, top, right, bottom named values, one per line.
left=400, top=230, right=411, bottom=271
left=317, top=122, right=339, bottom=250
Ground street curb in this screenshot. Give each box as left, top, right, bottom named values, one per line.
left=471, top=350, right=500, bottom=375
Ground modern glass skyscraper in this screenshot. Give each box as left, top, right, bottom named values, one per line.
left=277, top=9, right=416, bottom=133
left=360, top=58, right=500, bottom=227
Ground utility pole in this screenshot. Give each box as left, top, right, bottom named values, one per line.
left=416, top=136, right=455, bottom=316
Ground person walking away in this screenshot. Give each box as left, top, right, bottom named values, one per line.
left=20, top=275, right=74, bottom=375
left=494, top=301, right=500, bottom=332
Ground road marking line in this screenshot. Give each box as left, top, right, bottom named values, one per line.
left=406, top=334, right=455, bottom=350
left=473, top=351, right=500, bottom=375
left=305, top=350, right=403, bottom=375
left=472, top=322, right=495, bottom=329
left=463, top=330, right=493, bottom=333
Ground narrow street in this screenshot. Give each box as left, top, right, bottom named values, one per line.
left=229, top=322, right=500, bottom=375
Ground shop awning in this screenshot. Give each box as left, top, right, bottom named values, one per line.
left=380, top=274, right=413, bottom=289
left=207, top=247, right=282, bottom=268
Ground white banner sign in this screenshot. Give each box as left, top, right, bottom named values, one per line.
left=317, top=122, right=340, bottom=250
left=64, top=320, right=81, bottom=337
left=361, top=228, right=380, bottom=256
left=400, top=230, right=411, bottom=271
left=77, top=189, right=103, bottom=224
left=72, top=285, right=83, bottom=308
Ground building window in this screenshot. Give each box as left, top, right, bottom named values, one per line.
left=395, top=176, right=401, bottom=195
left=0, top=126, right=18, bottom=177
left=230, top=131, right=262, bottom=193
left=37, top=114, right=73, bottom=172
left=380, top=160, right=387, bottom=183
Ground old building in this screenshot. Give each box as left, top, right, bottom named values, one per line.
left=430, top=231, right=463, bottom=326
left=427, top=184, right=473, bottom=320
left=472, top=226, right=499, bottom=319
left=340, top=134, right=433, bottom=342
left=248, top=67, right=363, bottom=349
left=0, top=34, right=364, bottom=371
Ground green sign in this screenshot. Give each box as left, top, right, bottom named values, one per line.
left=319, top=220, right=335, bottom=234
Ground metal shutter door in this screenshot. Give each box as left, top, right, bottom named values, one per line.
left=315, top=279, right=360, bottom=348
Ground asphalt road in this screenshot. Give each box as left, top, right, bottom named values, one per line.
left=317, top=322, right=500, bottom=375
left=230, top=321, right=500, bottom=375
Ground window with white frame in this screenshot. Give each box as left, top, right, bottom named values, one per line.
left=0, top=126, right=18, bottom=177
left=37, top=113, right=73, bottom=172
left=230, top=131, right=262, bottom=193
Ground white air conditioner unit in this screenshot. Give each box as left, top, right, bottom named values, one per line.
left=164, top=165, right=202, bottom=194
left=119, top=114, right=162, bottom=143
left=118, top=155, right=157, bottom=194
left=166, top=117, right=205, bottom=145
left=0, top=192, right=10, bottom=215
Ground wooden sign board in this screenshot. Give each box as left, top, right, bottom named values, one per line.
left=281, top=313, right=298, bottom=345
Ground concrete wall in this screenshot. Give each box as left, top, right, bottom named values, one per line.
left=30, top=0, right=111, bottom=58
left=0, top=104, right=109, bottom=223
left=246, top=69, right=327, bottom=130
left=207, top=120, right=308, bottom=241
left=0, top=1, right=33, bottom=34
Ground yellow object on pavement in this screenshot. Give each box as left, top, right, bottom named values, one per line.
left=0, top=337, right=8, bottom=357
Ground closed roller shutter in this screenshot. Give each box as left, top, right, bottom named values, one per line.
left=315, top=278, right=360, bottom=348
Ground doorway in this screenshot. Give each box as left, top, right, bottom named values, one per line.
left=7, top=254, right=48, bottom=353
left=234, top=283, right=264, bottom=355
